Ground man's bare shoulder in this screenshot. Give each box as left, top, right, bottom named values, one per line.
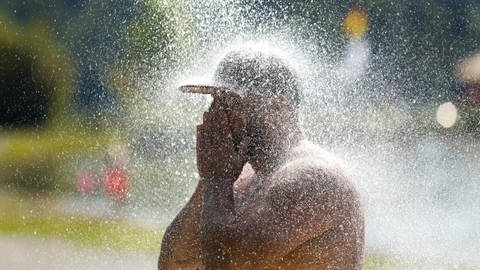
left=275, top=140, right=350, bottom=185
left=286, top=140, right=346, bottom=169
left=267, top=140, right=359, bottom=214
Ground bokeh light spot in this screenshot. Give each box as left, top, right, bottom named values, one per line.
left=436, top=102, right=458, bottom=128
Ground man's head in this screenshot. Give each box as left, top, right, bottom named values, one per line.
left=210, top=47, right=303, bottom=170
left=184, top=46, right=304, bottom=170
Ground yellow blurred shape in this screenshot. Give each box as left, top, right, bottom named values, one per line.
left=343, top=7, right=369, bottom=38
left=436, top=102, right=458, bottom=128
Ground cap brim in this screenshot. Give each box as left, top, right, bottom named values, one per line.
left=179, top=85, right=225, bottom=95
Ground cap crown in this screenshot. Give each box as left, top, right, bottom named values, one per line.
left=213, top=48, right=301, bottom=106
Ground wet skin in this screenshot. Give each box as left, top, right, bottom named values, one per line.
left=158, top=92, right=364, bottom=269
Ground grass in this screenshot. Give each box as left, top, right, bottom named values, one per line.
left=0, top=193, right=163, bottom=253
left=0, top=213, right=163, bottom=253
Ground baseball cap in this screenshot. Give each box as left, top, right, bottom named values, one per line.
left=180, top=46, right=301, bottom=107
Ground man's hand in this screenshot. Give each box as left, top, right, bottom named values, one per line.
left=196, top=92, right=250, bottom=181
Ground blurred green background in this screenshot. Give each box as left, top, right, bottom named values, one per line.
left=0, top=0, right=479, bottom=269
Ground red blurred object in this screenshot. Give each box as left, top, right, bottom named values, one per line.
left=103, top=167, right=129, bottom=201
left=75, top=170, right=96, bottom=195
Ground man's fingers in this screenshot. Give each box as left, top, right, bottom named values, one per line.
left=209, top=93, right=224, bottom=112
left=197, top=124, right=209, bottom=146
left=223, top=91, right=241, bottom=108
left=200, top=91, right=241, bottom=156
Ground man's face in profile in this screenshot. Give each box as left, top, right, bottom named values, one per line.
left=222, top=91, right=265, bottom=160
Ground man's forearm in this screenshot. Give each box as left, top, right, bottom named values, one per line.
left=158, top=182, right=205, bottom=269
left=202, top=177, right=236, bottom=223
left=200, top=177, right=238, bottom=268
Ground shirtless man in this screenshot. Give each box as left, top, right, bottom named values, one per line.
left=158, top=47, right=364, bottom=269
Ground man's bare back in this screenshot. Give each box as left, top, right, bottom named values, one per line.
left=158, top=46, right=364, bottom=269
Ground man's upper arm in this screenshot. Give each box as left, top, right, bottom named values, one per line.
left=158, top=184, right=205, bottom=270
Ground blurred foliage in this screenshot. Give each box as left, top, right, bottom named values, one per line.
left=0, top=0, right=135, bottom=69
left=126, top=0, right=194, bottom=69
left=1, top=16, right=75, bottom=193
left=106, top=0, right=194, bottom=113
left=1, top=0, right=138, bottom=125
left=0, top=12, right=85, bottom=194
left=0, top=12, right=74, bottom=129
